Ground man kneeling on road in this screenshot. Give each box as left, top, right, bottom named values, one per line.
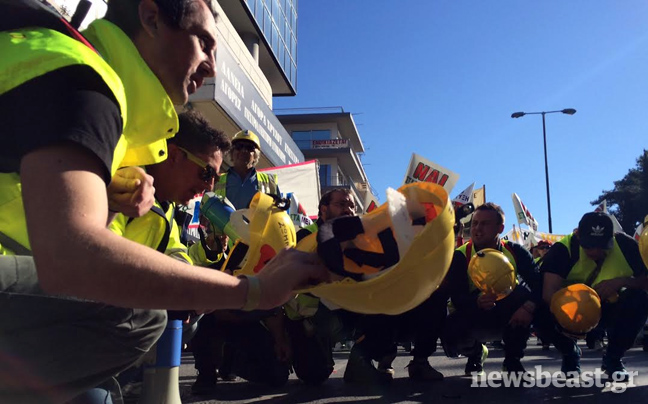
left=442, top=203, right=541, bottom=376
left=535, top=212, right=648, bottom=381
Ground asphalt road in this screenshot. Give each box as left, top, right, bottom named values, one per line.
left=177, top=338, right=648, bottom=403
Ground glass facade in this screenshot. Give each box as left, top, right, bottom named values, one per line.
left=291, top=129, right=331, bottom=149
left=244, top=0, right=298, bottom=88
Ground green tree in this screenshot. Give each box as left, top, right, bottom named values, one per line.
left=592, top=150, right=648, bottom=234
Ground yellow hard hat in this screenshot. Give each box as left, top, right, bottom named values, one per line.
left=639, top=215, right=648, bottom=268
left=468, top=248, right=516, bottom=300
left=295, top=182, right=455, bottom=315
left=550, top=283, right=601, bottom=338
left=222, top=193, right=296, bottom=275
left=232, top=130, right=261, bottom=149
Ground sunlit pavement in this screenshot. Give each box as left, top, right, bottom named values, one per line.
left=178, top=338, right=648, bottom=403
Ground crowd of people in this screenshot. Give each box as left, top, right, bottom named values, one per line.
left=2, top=1, right=648, bottom=403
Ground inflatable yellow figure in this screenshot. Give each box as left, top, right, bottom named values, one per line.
left=296, top=182, right=454, bottom=315
left=208, top=192, right=296, bottom=276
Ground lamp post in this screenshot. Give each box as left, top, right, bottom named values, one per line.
left=511, top=108, right=576, bottom=234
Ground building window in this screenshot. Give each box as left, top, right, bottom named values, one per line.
left=291, top=129, right=331, bottom=149
left=319, top=164, right=331, bottom=187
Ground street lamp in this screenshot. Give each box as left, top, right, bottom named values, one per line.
left=511, top=108, right=576, bottom=234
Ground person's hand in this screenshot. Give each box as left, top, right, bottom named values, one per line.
left=594, top=278, right=625, bottom=301
left=107, top=166, right=155, bottom=217
left=255, top=249, right=330, bottom=310
left=509, top=306, right=533, bottom=328
left=477, top=292, right=497, bottom=311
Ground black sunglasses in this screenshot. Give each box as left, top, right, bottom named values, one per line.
left=177, top=146, right=218, bottom=182
left=234, top=142, right=258, bottom=152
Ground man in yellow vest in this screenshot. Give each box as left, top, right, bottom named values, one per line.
left=214, top=130, right=279, bottom=209
left=0, top=1, right=328, bottom=401
left=537, top=212, right=648, bottom=381
left=109, top=110, right=230, bottom=266
left=343, top=195, right=448, bottom=385
left=442, top=203, right=541, bottom=376
left=286, top=188, right=358, bottom=385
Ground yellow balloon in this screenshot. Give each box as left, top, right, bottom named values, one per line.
left=468, top=248, right=516, bottom=300
left=297, top=182, right=455, bottom=315
left=550, top=283, right=601, bottom=338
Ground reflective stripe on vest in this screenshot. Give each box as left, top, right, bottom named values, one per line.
left=457, top=240, right=519, bottom=293
left=559, top=234, right=633, bottom=287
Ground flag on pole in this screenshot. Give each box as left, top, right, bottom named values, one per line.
left=452, top=182, right=475, bottom=206
left=634, top=222, right=643, bottom=242
left=472, top=186, right=485, bottom=208
left=511, top=193, right=539, bottom=232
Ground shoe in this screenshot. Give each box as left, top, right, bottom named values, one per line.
left=191, top=372, right=217, bottom=395
left=376, top=352, right=397, bottom=376
left=464, top=344, right=488, bottom=376
left=343, top=347, right=393, bottom=385
left=502, top=358, right=526, bottom=374
left=542, top=344, right=550, bottom=351
left=602, top=355, right=630, bottom=382
left=407, top=359, right=444, bottom=381
left=587, top=338, right=606, bottom=351
left=560, top=346, right=582, bottom=379
left=217, top=370, right=237, bottom=382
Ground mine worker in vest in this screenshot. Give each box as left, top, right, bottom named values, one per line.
left=531, top=239, right=553, bottom=265
left=109, top=110, right=230, bottom=267
left=214, top=130, right=279, bottom=209
left=344, top=208, right=450, bottom=385
left=0, top=1, right=328, bottom=401
left=442, top=203, right=541, bottom=376
left=285, top=188, right=358, bottom=385
left=536, top=212, right=648, bottom=381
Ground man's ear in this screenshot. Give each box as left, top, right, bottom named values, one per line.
left=138, top=0, right=161, bottom=38
left=167, top=144, right=183, bottom=164
left=498, top=223, right=505, bottom=234
left=320, top=206, right=328, bottom=222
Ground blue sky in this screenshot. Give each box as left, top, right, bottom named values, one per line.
left=274, top=1, right=648, bottom=236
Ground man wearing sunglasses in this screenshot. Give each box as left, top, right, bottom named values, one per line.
left=214, top=130, right=279, bottom=209
left=109, top=110, right=229, bottom=266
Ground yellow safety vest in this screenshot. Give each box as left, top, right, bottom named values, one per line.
left=285, top=222, right=320, bottom=320
left=213, top=171, right=279, bottom=199
left=559, top=234, right=633, bottom=287
left=109, top=200, right=190, bottom=262
left=457, top=240, right=519, bottom=293
left=0, top=20, right=177, bottom=255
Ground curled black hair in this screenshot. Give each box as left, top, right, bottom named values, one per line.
left=105, top=0, right=216, bottom=38
left=169, top=110, right=230, bottom=155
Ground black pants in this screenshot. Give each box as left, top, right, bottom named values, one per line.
left=191, top=311, right=290, bottom=387
left=286, top=303, right=358, bottom=384
left=355, top=287, right=449, bottom=361
left=535, top=288, right=648, bottom=358
left=443, top=289, right=530, bottom=359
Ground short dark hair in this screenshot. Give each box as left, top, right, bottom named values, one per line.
left=105, top=0, right=216, bottom=38
left=318, top=188, right=352, bottom=218
left=475, top=202, right=505, bottom=225
left=168, top=110, right=230, bottom=155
